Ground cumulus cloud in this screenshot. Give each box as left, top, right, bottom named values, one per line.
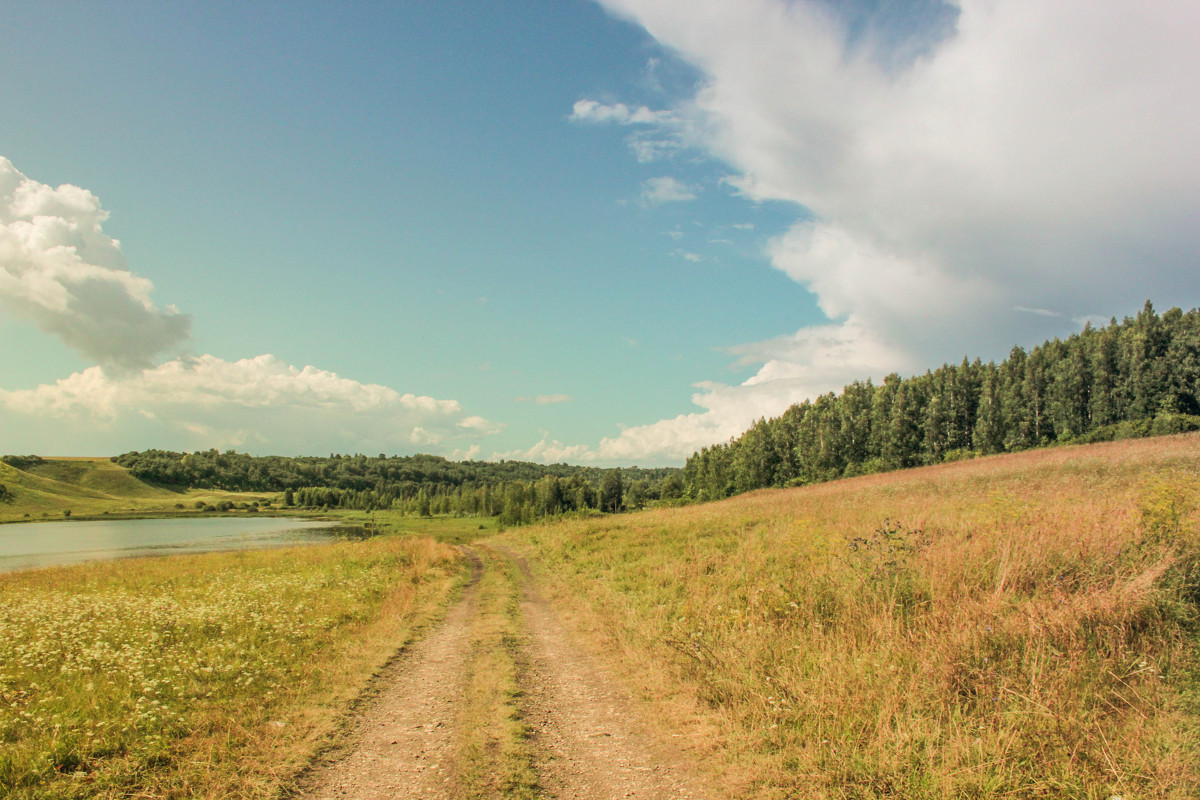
left=496, top=321, right=908, bottom=467
left=0, top=157, right=190, bottom=370
left=640, top=176, right=698, bottom=206
left=0, top=353, right=498, bottom=453
left=0, top=158, right=499, bottom=457
left=574, top=0, right=1200, bottom=463
left=491, top=437, right=595, bottom=465
left=582, top=320, right=909, bottom=464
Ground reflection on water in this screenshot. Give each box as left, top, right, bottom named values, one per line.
left=0, top=517, right=348, bottom=572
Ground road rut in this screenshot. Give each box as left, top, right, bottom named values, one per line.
left=298, top=550, right=483, bottom=800
left=297, top=544, right=712, bottom=799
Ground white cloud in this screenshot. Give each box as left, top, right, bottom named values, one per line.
left=535, top=394, right=572, bottom=405
left=569, top=99, right=672, bottom=126
left=0, top=157, right=191, bottom=371
left=496, top=321, right=907, bottom=468
left=0, top=158, right=500, bottom=458
left=640, top=176, right=698, bottom=206
left=492, top=437, right=595, bottom=465
left=585, top=320, right=908, bottom=464
left=577, top=0, right=1200, bottom=463
left=459, top=414, right=505, bottom=434
left=0, top=354, right=457, bottom=418
left=0, top=354, right=496, bottom=454
left=1014, top=306, right=1061, bottom=318
left=569, top=99, right=693, bottom=163
left=449, top=444, right=482, bottom=461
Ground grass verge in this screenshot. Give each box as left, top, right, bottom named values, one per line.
left=455, top=545, right=539, bottom=799
left=502, top=434, right=1200, bottom=799
left=0, top=535, right=460, bottom=799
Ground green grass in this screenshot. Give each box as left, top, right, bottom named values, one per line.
left=0, top=459, right=304, bottom=523
left=329, top=508, right=500, bottom=544
left=455, top=545, right=539, bottom=800
left=0, top=459, right=202, bottom=522
left=21, top=459, right=171, bottom=500
left=502, top=434, right=1200, bottom=799
left=0, top=536, right=461, bottom=799
left=0, top=459, right=514, bottom=539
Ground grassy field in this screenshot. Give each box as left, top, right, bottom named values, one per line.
left=0, top=458, right=282, bottom=523
left=7, top=440, right=1200, bottom=797
left=502, top=434, right=1200, bottom=798
left=328, top=508, right=499, bottom=544
left=0, top=535, right=461, bottom=799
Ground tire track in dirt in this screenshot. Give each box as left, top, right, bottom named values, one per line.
left=296, top=547, right=483, bottom=800
left=505, top=548, right=712, bottom=800
left=296, top=544, right=712, bottom=799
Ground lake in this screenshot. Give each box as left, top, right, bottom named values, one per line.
left=0, top=516, right=349, bottom=572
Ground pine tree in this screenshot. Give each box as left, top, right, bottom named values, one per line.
left=972, top=362, right=1005, bottom=454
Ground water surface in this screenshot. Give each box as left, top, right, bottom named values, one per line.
left=0, top=517, right=344, bottom=572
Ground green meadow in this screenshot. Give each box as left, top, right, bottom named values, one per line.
left=0, top=536, right=460, bottom=799
left=0, top=457, right=279, bottom=523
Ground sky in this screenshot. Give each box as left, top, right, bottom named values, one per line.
left=1, top=0, right=1198, bottom=466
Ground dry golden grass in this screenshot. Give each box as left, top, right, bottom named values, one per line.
left=504, top=434, right=1200, bottom=799
left=0, top=536, right=461, bottom=799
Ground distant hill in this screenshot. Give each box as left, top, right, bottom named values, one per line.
left=21, top=457, right=176, bottom=499
left=0, top=456, right=179, bottom=521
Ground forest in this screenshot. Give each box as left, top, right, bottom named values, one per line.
left=18, top=302, right=1200, bottom=524
left=109, top=449, right=684, bottom=524
left=683, top=301, right=1200, bottom=499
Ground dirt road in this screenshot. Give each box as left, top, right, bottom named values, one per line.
left=295, top=545, right=711, bottom=799
left=299, top=550, right=484, bottom=800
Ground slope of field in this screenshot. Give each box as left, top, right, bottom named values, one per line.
left=503, top=434, right=1200, bottom=799
left=0, top=458, right=269, bottom=522
left=21, top=457, right=174, bottom=499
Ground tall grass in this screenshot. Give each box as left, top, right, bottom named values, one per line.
left=509, top=435, right=1200, bottom=798
left=0, top=536, right=459, bottom=799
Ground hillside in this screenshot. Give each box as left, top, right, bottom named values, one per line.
left=0, top=457, right=242, bottom=522
left=503, top=433, right=1200, bottom=798
left=20, top=457, right=175, bottom=499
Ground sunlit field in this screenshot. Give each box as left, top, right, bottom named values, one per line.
left=507, top=434, right=1200, bottom=798
left=0, top=536, right=459, bottom=799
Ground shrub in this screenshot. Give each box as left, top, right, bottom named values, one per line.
left=1, top=454, right=44, bottom=470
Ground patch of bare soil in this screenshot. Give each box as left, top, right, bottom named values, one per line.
left=295, top=549, right=483, bottom=800
left=512, top=552, right=713, bottom=800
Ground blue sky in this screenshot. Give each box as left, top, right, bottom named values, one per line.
left=2, top=1, right=1198, bottom=465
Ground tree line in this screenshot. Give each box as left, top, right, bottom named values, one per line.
left=683, top=302, right=1200, bottom=500
left=110, top=449, right=684, bottom=524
